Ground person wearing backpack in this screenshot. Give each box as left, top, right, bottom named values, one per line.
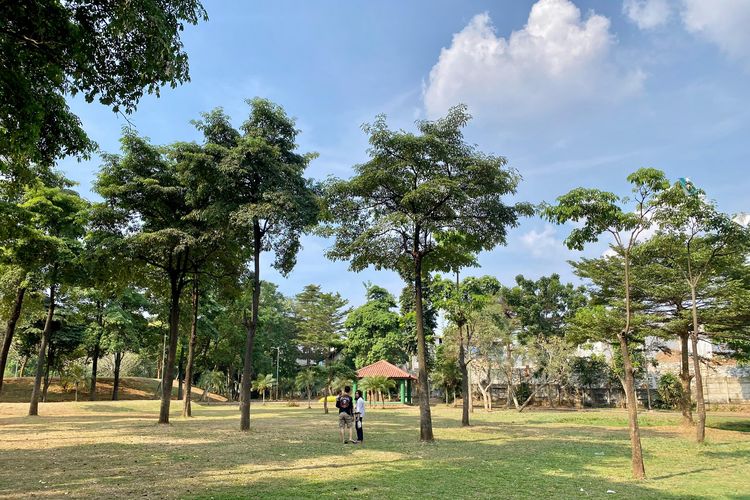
left=354, top=389, right=365, bottom=444
left=336, top=386, right=354, bottom=443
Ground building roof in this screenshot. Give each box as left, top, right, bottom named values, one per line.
left=356, top=360, right=416, bottom=380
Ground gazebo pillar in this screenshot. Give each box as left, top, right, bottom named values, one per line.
left=399, top=379, right=405, bottom=403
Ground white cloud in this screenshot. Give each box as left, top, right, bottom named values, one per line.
left=422, top=0, right=644, bottom=120
left=681, top=0, right=750, bottom=67
left=623, top=0, right=672, bottom=29
left=520, top=225, right=564, bottom=257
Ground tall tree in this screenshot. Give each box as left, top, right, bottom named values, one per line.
left=94, top=132, right=197, bottom=424
left=344, top=284, right=408, bottom=368
left=294, top=284, right=349, bottom=414
left=543, top=168, right=670, bottom=479
left=504, top=274, right=587, bottom=340
left=324, top=105, right=530, bottom=441
left=651, top=185, right=750, bottom=442
left=433, top=274, right=501, bottom=425
left=1, top=0, right=207, bottom=178
left=22, top=181, right=89, bottom=415
left=196, top=100, right=319, bottom=431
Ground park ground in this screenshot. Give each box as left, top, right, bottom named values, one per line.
left=0, top=402, right=748, bottom=499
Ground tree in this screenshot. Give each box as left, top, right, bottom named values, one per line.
left=572, top=354, right=610, bottom=407
left=252, top=374, right=276, bottom=405
left=651, top=185, right=750, bottom=442
left=431, top=346, right=462, bottom=405
left=1, top=0, right=207, bottom=178
left=194, top=101, right=320, bottom=431
left=60, top=360, right=88, bottom=402
left=0, top=170, right=74, bottom=394
left=359, top=375, right=396, bottom=408
left=504, top=274, right=587, bottom=340
left=324, top=105, right=530, bottom=441
left=94, top=131, right=198, bottom=424
left=22, top=181, right=88, bottom=416
left=99, top=288, right=149, bottom=400
left=319, top=362, right=356, bottom=413
left=295, top=285, right=349, bottom=366
left=542, top=168, right=671, bottom=479
left=293, top=284, right=348, bottom=414
left=295, top=368, right=319, bottom=409
left=434, top=274, right=501, bottom=424
left=344, top=284, right=408, bottom=368
left=517, top=336, right=575, bottom=412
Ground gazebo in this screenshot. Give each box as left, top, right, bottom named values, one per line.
left=354, top=360, right=416, bottom=405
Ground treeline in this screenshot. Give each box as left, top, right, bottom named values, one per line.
left=429, top=170, right=750, bottom=480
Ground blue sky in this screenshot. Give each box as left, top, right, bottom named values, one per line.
left=60, top=0, right=750, bottom=306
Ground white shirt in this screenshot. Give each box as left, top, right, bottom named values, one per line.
left=355, top=397, right=365, bottom=416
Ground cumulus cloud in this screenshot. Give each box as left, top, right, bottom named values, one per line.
left=623, top=0, right=672, bottom=29
left=520, top=225, right=565, bottom=258
left=681, top=0, right=750, bottom=67
left=422, top=0, right=644, bottom=119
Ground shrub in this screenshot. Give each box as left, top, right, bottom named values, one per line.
left=656, top=373, right=684, bottom=410
left=515, top=382, right=532, bottom=404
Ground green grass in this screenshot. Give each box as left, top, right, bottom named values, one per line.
left=0, top=402, right=748, bottom=499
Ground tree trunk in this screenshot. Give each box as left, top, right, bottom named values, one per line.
left=19, top=356, right=28, bottom=377
left=690, top=285, right=706, bottom=443
left=159, top=262, right=185, bottom=425
left=112, top=351, right=122, bottom=401
left=307, top=386, right=311, bottom=409
left=519, top=382, right=549, bottom=412
left=29, top=281, right=57, bottom=416
left=89, top=301, right=103, bottom=401
left=89, top=336, right=101, bottom=401
left=323, top=379, right=330, bottom=414
left=177, top=341, right=185, bottom=401
left=622, top=251, right=646, bottom=480
left=240, top=220, right=261, bottom=431
left=0, top=286, right=26, bottom=395
left=678, top=331, right=694, bottom=425
left=183, top=276, right=199, bottom=417
left=42, top=347, right=53, bottom=402
left=413, top=254, right=434, bottom=441
left=457, top=325, right=470, bottom=426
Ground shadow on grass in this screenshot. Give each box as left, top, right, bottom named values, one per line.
left=707, top=420, right=750, bottom=433
left=0, top=406, right=746, bottom=499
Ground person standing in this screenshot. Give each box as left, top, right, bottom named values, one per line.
left=336, top=385, right=354, bottom=443
left=354, top=389, right=365, bottom=444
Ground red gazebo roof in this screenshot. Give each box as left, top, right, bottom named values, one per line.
left=356, top=360, right=416, bottom=380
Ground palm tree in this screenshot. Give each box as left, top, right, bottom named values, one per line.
left=295, top=368, right=319, bottom=409
left=252, top=374, right=276, bottom=405
left=319, top=362, right=356, bottom=414
left=198, top=370, right=227, bottom=401
left=361, top=376, right=396, bottom=408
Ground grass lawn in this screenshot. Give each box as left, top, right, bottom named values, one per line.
left=0, top=402, right=748, bottom=499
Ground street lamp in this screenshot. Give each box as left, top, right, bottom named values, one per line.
left=271, top=346, right=281, bottom=401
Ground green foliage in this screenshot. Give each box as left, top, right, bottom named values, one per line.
left=541, top=168, right=670, bottom=251
left=344, top=283, right=408, bottom=367
left=504, top=274, right=586, bottom=340
left=198, top=370, right=227, bottom=398
left=324, top=104, right=530, bottom=275
left=1, top=0, right=207, bottom=174
left=656, top=373, right=685, bottom=410
left=294, top=284, right=348, bottom=364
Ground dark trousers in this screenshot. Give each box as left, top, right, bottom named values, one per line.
left=355, top=414, right=364, bottom=442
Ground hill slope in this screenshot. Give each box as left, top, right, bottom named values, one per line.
left=0, top=377, right=227, bottom=403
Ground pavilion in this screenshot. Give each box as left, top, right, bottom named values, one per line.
left=354, top=360, right=415, bottom=405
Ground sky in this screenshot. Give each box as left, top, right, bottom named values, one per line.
left=60, top=0, right=750, bottom=306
